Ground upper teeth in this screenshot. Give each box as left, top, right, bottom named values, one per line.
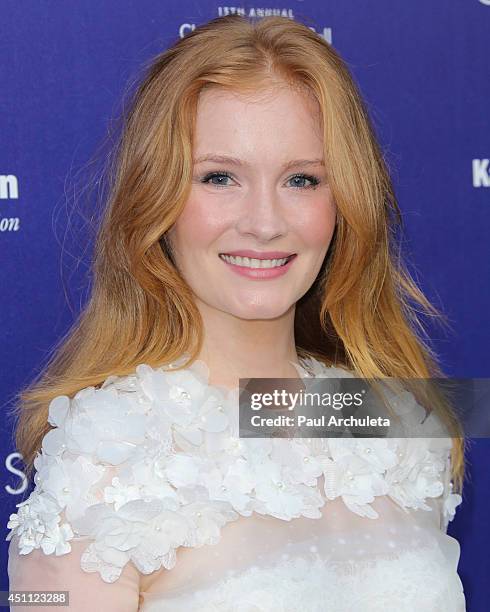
left=220, top=254, right=290, bottom=268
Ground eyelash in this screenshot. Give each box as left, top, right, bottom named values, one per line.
left=199, top=170, right=321, bottom=190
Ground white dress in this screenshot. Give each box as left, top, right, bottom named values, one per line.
left=6, top=354, right=466, bottom=611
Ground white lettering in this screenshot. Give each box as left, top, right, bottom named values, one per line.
left=472, top=159, right=490, bottom=187
left=5, top=452, right=28, bottom=495
left=0, top=175, right=19, bottom=199
left=179, top=23, right=195, bottom=38
left=0, top=217, right=20, bottom=231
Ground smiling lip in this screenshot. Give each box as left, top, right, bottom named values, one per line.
left=219, top=250, right=295, bottom=259
left=219, top=252, right=297, bottom=279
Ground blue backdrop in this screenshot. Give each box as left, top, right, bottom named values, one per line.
left=1, top=2, right=489, bottom=610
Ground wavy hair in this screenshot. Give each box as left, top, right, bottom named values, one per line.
left=11, top=14, right=466, bottom=491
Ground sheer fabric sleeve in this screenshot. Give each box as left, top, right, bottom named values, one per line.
left=7, top=534, right=141, bottom=612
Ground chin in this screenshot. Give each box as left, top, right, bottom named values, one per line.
left=224, top=300, right=293, bottom=321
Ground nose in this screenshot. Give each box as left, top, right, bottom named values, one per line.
left=234, top=184, right=289, bottom=242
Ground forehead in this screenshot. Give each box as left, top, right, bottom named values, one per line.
left=193, top=85, right=323, bottom=158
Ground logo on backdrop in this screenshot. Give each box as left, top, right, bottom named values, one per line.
left=179, top=9, right=332, bottom=44
left=5, top=452, right=28, bottom=496
left=0, top=174, right=20, bottom=232
left=0, top=174, right=18, bottom=199
left=218, top=7, right=294, bottom=17
left=473, top=159, right=490, bottom=187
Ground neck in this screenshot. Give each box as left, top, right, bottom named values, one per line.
left=195, top=300, right=302, bottom=389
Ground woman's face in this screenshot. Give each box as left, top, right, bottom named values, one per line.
left=167, top=83, right=337, bottom=320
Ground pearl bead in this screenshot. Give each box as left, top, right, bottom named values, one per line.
left=154, top=525, right=161, bottom=531
left=277, top=481, right=284, bottom=488
left=217, top=405, right=224, bottom=412
left=364, top=447, right=372, bottom=454
left=62, top=487, right=69, bottom=493
left=196, top=512, right=202, bottom=517
left=221, top=485, right=227, bottom=491
left=303, top=456, right=310, bottom=462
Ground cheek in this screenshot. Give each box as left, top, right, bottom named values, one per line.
left=173, top=196, right=229, bottom=250
left=294, top=194, right=337, bottom=247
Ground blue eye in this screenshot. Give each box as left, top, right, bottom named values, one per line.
left=200, top=171, right=234, bottom=188
left=288, top=174, right=320, bottom=190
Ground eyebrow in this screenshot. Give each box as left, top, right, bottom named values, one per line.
left=193, top=154, right=325, bottom=171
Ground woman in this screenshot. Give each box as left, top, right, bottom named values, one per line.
left=6, top=14, right=466, bottom=611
